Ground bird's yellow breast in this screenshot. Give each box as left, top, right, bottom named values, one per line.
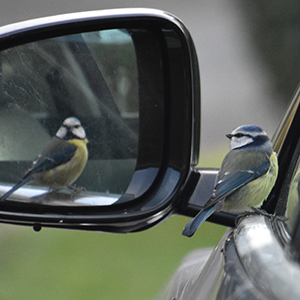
left=223, top=151, right=278, bottom=213
left=38, top=138, right=88, bottom=189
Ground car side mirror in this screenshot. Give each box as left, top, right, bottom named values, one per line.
left=0, top=8, right=203, bottom=232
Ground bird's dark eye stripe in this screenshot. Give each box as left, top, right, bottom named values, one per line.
left=63, top=124, right=80, bottom=129
left=234, top=133, right=252, bottom=138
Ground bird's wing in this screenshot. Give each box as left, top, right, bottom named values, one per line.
left=203, top=160, right=271, bottom=210
left=182, top=206, right=216, bottom=237
left=23, top=140, right=77, bottom=179
left=182, top=160, right=270, bottom=237
left=0, top=139, right=77, bottom=201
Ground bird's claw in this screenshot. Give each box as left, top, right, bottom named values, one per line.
left=235, top=207, right=287, bottom=226
left=68, top=185, right=85, bottom=198
left=251, top=207, right=272, bottom=217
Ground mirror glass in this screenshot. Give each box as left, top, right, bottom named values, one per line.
left=0, top=28, right=164, bottom=206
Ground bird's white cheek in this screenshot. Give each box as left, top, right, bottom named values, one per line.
left=231, top=136, right=253, bottom=149
left=72, top=127, right=86, bottom=139
left=56, top=127, right=67, bottom=139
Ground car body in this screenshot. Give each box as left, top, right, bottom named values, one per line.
left=0, top=8, right=300, bottom=299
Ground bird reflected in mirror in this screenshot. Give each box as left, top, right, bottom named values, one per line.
left=0, top=117, right=88, bottom=201
left=182, top=125, right=278, bottom=237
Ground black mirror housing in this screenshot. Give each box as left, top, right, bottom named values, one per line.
left=0, top=8, right=201, bottom=232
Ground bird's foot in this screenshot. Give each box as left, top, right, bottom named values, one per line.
left=68, top=185, right=86, bottom=198
left=250, top=207, right=287, bottom=221
left=235, top=207, right=286, bottom=226
left=235, top=208, right=271, bottom=226
left=251, top=207, right=273, bottom=217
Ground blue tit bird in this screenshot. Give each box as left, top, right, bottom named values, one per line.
left=182, top=125, right=278, bottom=237
left=0, top=117, right=88, bottom=201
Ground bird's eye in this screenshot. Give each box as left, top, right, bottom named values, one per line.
left=234, top=133, right=244, bottom=138
left=74, top=124, right=80, bottom=129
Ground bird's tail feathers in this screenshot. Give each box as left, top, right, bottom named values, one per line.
left=0, top=177, right=31, bottom=201
left=182, top=206, right=216, bottom=237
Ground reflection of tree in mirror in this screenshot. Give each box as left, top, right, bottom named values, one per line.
left=82, top=29, right=138, bottom=118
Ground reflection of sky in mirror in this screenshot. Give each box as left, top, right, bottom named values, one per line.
left=96, top=29, right=132, bottom=45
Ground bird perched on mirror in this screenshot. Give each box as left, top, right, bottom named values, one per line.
left=182, top=125, right=278, bottom=237
left=0, top=117, right=88, bottom=201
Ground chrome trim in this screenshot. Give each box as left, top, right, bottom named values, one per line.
left=235, top=215, right=300, bottom=299
left=0, top=8, right=183, bottom=37
left=272, top=82, right=300, bottom=154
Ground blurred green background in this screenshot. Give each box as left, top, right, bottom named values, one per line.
left=0, top=216, right=226, bottom=300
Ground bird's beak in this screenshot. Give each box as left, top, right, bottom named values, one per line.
left=226, top=133, right=233, bottom=139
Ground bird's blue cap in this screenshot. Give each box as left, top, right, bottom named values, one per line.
left=235, top=125, right=264, bottom=133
